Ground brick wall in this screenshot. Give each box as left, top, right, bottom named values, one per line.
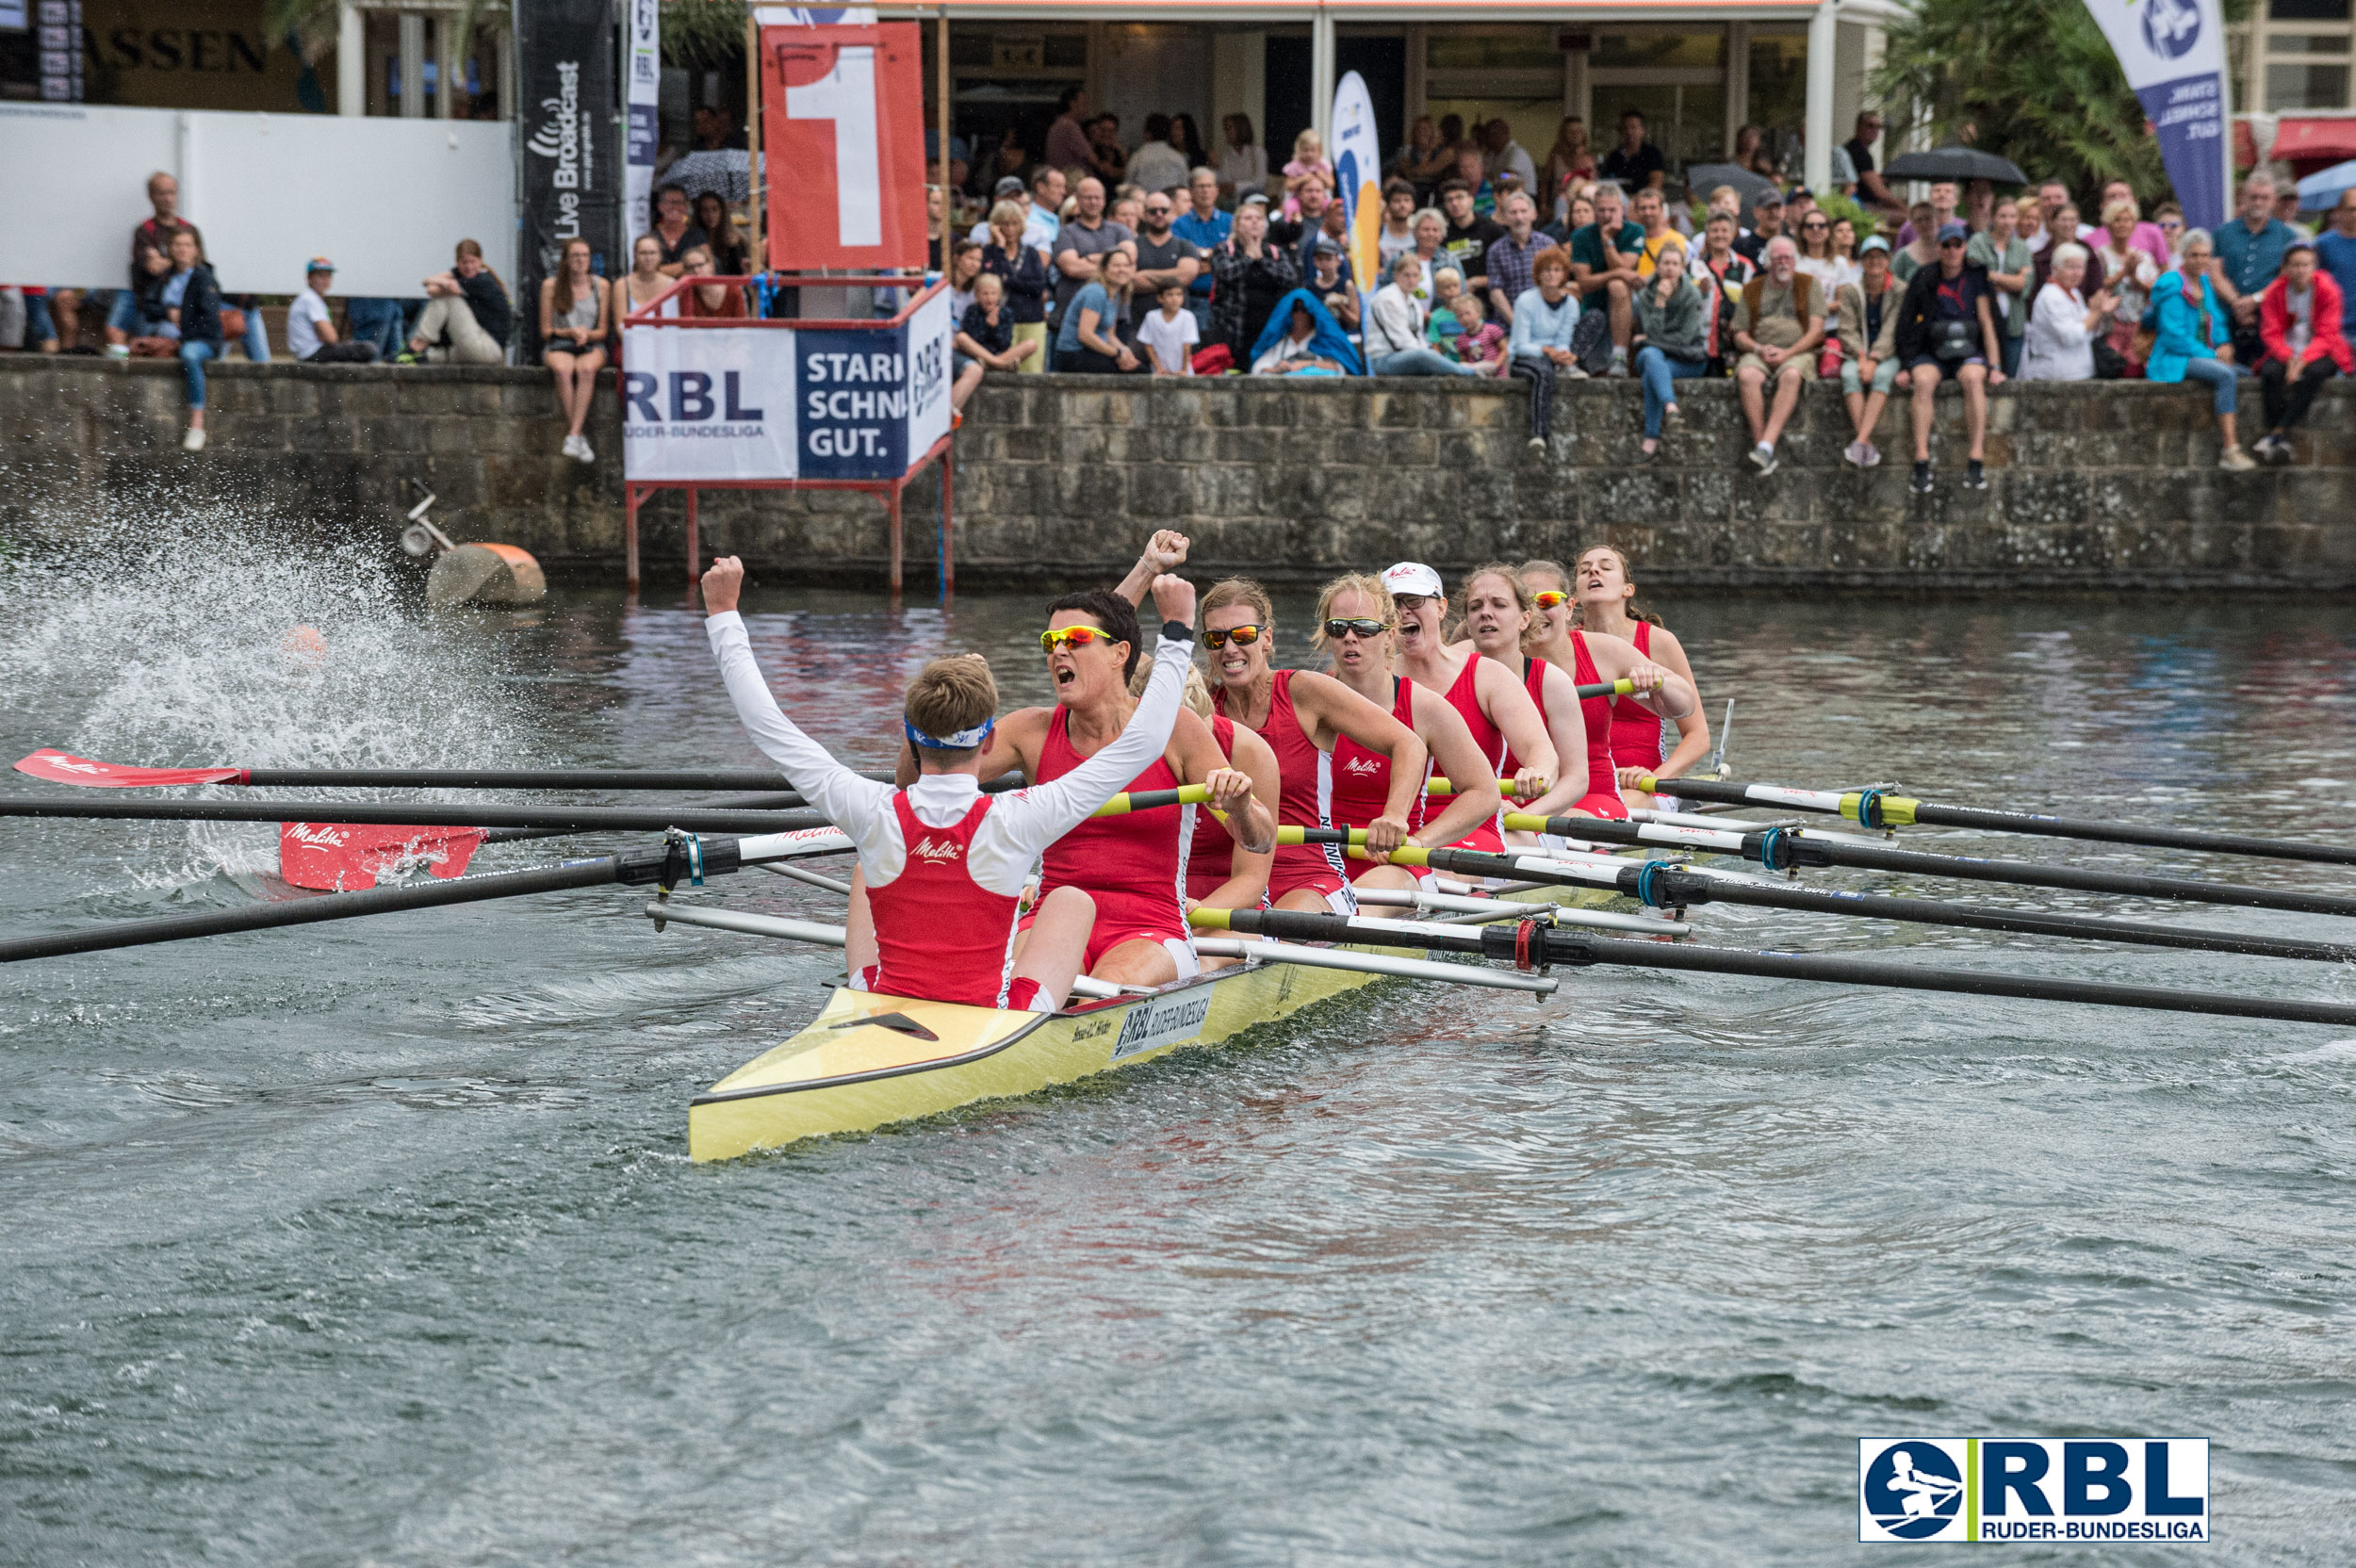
left=4, top=356, right=2352, bottom=590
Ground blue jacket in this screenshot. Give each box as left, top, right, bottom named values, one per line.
left=1508, top=286, right=1580, bottom=359
left=2145, top=268, right=2227, bottom=384
left=1248, top=288, right=1365, bottom=376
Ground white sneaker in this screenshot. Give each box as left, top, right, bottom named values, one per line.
left=560, top=434, right=582, bottom=459
left=1608, top=354, right=1630, bottom=379
left=1749, top=441, right=1777, bottom=475
left=1527, top=435, right=1548, bottom=453
left=181, top=427, right=206, bottom=451
left=1562, top=366, right=1590, bottom=380
left=572, top=436, right=595, bottom=464
left=1863, top=442, right=1883, bottom=468
left=1843, top=440, right=1867, bottom=468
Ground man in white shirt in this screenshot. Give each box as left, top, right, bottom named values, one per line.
left=1127, top=114, right=1191, bottom=195
left=1482, top=118, right=1538, bottom=195
left=286, top=258, right=377, bottom=363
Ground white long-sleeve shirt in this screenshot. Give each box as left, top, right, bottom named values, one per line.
left=707, top=612, right=1189, bottom=896
left=2019, top=283, right=2095, bottom=383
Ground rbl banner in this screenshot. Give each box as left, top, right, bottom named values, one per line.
left=761, top=23, right=928, bottom=270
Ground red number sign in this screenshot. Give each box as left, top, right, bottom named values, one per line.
left=761, top=23, right=928, bottom=271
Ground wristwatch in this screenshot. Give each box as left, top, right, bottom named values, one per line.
left=1163, top=619, right=1192, bottom=644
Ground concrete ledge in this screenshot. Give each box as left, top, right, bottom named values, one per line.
left=3, top=354, right=2351, bottom=591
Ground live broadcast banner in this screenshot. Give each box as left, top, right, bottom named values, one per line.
left=515, top=0, right=620, bottom=360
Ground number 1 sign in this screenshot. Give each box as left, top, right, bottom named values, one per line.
left=761, top=23, right=928, bottom=271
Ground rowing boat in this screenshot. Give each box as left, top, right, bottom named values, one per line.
left=686, top=882, right=1618, bottom=1161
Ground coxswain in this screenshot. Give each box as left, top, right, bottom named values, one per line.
left=1311, top=572, right=1505, bottom=890
left=1557, top=546, right=1711, bottom=798
left=959, top=584, right=1261, bottom=987
left=1445, top=564, right=1621, bottom=823
left=1518, top=556, right=1699, bottom=810
left=699, top=557, right=1203, bottom=1011
left=1382, top=561, right=1557, bottom=851
left=1196, top=577, right=1433, bottom=914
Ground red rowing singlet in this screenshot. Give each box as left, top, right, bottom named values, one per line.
left=1608, top=622, right=1670, bottom=773
left=1185, top=714, right=1242, bottom=902
left=1568, top=631, right=1628, bottom=818
left=1036, top=705, right=1190, bottom=963
left=1330, top=677, right=1430, bottom=882
left=862, top=792, right=1026, bottom=1006
left=1435, top=653, right=1506, bottom=852
left=1498, top=654, right=1550, bottom=779
left=1215, top=671, right=1348, bottom=904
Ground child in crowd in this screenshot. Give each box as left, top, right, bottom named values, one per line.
left=1137, top=279, right=1199, bottom=375
left=1281, top=129, right=1333, bottom=219
left=1426, top=267, right=1466, bottom=352
left=1450, top=290, right=1508, bottom=376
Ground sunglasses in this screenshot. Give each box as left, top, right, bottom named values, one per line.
left=1802, top=219, right=1829, bottom=230
left=1939, top=238, right=1967, bottom=248
left=1324, top=617, right=1388, bottom=640
left=1039, top=624, right=1117, bottom=652
left=1530, top=590, right=1569, bottom=609
left=1200, top=625, right=1265, bottom=648
left=1391, top=593, right=1435, bottom=611
left=2159, top=219, right=2184, bottom=229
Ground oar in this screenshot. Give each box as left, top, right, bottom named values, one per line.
left=1354, top=843, right=2356, bottom=966
left=1498, top=812, right=2356, bottom=922
left=641, top=901, right=1130, bottom=999
left=1093, top=782, right=1210, bottom=815
left=1187, top=906, right=2356, bottom=1029
left=1187, top=936, right=1558, bottom=992
left=0, top=827, right=849, bottom=964
left=1640, top=774, right=2356, bottom=868
left=0, top=796, right=833, bottom=836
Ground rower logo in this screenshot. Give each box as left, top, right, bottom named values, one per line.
left=910, top=835, right=963, bottom=864
left=1341, top=756, right=1383, bottom=776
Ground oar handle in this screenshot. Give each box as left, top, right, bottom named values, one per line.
left=1092, top=782, right=1211, bottom=816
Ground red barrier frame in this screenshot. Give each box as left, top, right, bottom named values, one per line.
left=617, top=273, right=954, bottom=598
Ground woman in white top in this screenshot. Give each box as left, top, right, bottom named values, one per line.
left=1826, top=217, right=1863, bottom=293
left=2094, top=199, right=2160, bottom=369
left=1217, top=113, right=1268, bottom=204
left=623, top=233, right=672, bottom=318
left=2019, top=243, right=2116, bottom=383
left=1792, top=208, right=1845, bottom=293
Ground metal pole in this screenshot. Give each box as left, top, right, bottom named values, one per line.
left=887, top=483, right=905, bottom=596
left=625, top=482, right=642, bottom=594
left=746, top=17, right=762, bottom=273
left=938, top=3, right=952, bottom=269
left=684, top=484, right=700, bottom=592
left=940, top=445, right=954, bottom=598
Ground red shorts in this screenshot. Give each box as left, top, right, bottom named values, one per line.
left=1268, top=858, right=1356, bottom=913
left=1570, top=791, right=1628, bottom=820
left=1025, top=886, right=1190, bottom=971
left=1348, top=857, right=1432, bottom=884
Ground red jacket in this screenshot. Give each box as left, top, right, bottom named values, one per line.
left=2259, top=270, right=2354, bottom=372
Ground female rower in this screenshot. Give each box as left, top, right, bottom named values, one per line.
left=1312, top=573, right=1506, bottom=891
left=1518, top=555, right=1700, bottom=811
left=1445, top=564, right=1620, bottom=824
left=1128, top=654, right=1281, bottom=971
left=1382, top=561, right=1557, bottom=850
left=1559, top=547, right=1710, bottom=792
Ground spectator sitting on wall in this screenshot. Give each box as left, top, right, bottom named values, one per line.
left=1437, top=176, right=1505, bottom=296
left=2095, top=181, right=2169, bottom=270
left=978, top=199, right=1053, bottom=374
left=1891, top=201, right=1939, bottom=283
left=1631, top=186, right=1685, bottom=276
left=539, top=236, right=612, bottom=464
left=2251, top=241, right=2349, bottom=463
left=649, top=185, right=705, bottom=277
left=1598, top=108, right=1665, bottom=192
left=395, top=238, right=512, bottom=365
left=1397, top=208, right=1448, bottom=303
left=1050, top=176, right=1136, bottom=321
left=1450, top=289, right=1509, bottom=377
left=1210, top=195, right=1300, bottom=364
left=1481, top=118, right=1539, bottom=194
left=693, top=191, right=748, bottom=276
left=1631, top=241, right=1709, bottom=461
left=1685, top=185, right=1748, bottom=263
left=1732, top=235, right=1824, bottom=476
left=1307, top=237, right=1358, bottom=333
left=1894, top=221, right=2005, bottom=494
left=286, top=258, right=377, bottom=364
left=1086, top=113, right=1128, bottom=186
left=1137, top=278, right=1200, bottom=374
left=1127, top=114, right=1190, bottom=196
left=1047, top=87, right=1094, bottom=175
left=1968, top=198, right=2035, bottom=377
left=953, top=271, right=1035, bottom=408
left=160, top=227, right=223, bottom=452
left=1364, top=253, right=1476, bottom=378
left=2315, top=190, right=2356, bottom=356
left=2033, top=205, right=2107, bottom=300
left=1692, top=212, right=1755, bottom=369
left=1218, top=113, right=1268, bottom=204
left=2018, top=242, right=2111, bottom=384
left=1837, top=236, right=1905, bottom=468
left=1483, top=189, right=1550, bottom=330
left=2215, top=172, right=2300, bottom=367
left=1055, top=244, right=1142, bottom=373
left=1570, top=180, right=1644, bottom=377
left=1251, top=290, right=1355, bottom=375
left=2094, top=201, right=2161, bottom=375
left=678, top=245, right=746, bottom=318
left=1733, top=188, right=1783, bottom=266
left=2147, top=229, right=2250, bottom=470
left=1507, top=245, right=1581, bottom=449
left=103, top=238, right=176, bottom=355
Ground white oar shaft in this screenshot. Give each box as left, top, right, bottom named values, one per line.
left=1350, top=887, right=1691, bottom=936
left=1190, top=937, right=1558, bottom=993
left=739, top=826, right=857, bottom=863
left=643, top=901, right=1121, bottom=999
left=759, top=861, right=854, bottom=895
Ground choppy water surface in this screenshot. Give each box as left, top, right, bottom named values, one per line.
left=4, top=545, right=2355, bottom=1564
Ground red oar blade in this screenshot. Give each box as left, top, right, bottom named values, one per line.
left=278, top=823, right=487, bottom=891
left=15, top=749, right=248, bottom=788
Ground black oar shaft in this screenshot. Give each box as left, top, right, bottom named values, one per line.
left=0, top=796, right=829, bottom=836
left=479, top=791, right=810, bottom=843
left=1540, top=817, right=2356, bottom=922
left=1214, top=906, right=2356, bottom=1029
left=238, top=767, right=794, bottom=791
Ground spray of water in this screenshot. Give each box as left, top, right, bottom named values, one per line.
left=0, top=505, right=538, bottom=890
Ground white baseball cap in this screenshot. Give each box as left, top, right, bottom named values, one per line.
left=1381, top=562, right=1444, bottom=597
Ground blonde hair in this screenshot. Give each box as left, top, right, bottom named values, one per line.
left=1308, top=572, right=1397, bottom=655
left=904, top=655, right=999, bottom=743
left=1292, top=128, right=1324, bottom=162
left=1130, top=655, right=1216, bottom=718
left=1447, top=562, right=1531, bottom=643
left=1202, top=578, right=1274, bottom=624
left=988, top=199, right=1028, bottom=233
left=2101, top=199, right=2137, bottom=225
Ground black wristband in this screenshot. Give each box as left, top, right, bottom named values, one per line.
left=1162, top=620, right=1192, bottom=645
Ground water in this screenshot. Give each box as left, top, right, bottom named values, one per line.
left=4, top=540, right=2355, bottom=1564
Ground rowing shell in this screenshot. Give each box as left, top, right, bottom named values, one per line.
left=687, top=883, right=1617, bottom=1162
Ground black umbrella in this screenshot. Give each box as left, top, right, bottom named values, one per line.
left=1683, top=162, right=1778, bottom=224
left=1881, top=147, right=2029, bottom=184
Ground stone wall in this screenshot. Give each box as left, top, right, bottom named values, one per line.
left=5, top=354, right=2352, bottom=590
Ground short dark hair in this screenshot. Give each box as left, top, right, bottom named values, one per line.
left=1045, top=589, right=1143, bottom=682
left=1031, top=167, right=1060, bottom=194
left=1436, top=177, right=1472, bottom=199
left=656, top=182, right=687, bottom=201
left=1382, top=176, right=1415, bottom=202
left=1620, top=107, right=1644, bottom=124
left=1059, top=85, right=1085, bottom=112
left=1144, top=112, right=1171, bottom=139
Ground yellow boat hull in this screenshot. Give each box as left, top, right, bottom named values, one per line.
left=687, top=883, right=1619, bottom=1162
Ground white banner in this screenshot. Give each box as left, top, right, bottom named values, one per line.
left=625, top=0, right=662, bottom=248
left=2081, top=0, right=2231, bottom=231
left=1331, top=68, right=1383, bottom=357
left=621, top=326, right=802, bottom=482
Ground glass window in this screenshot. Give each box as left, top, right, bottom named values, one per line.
left=2267, top=60, right=2352, bottom=106
left=2270, top=31, right=2353, bottom=50
left=1746, top=31, right=1809, bottom=139
left=1428, top=29, right=1561, bottom=72
left=1594, top=31, right=1725, bottom=70
left=2269, top=0, right=2349, bottom=20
